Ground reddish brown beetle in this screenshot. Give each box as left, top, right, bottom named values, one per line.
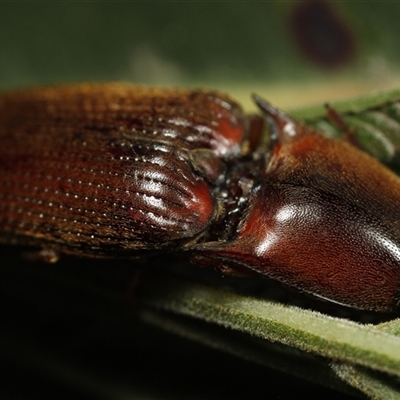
left=1, top=83, right=400, bottom=312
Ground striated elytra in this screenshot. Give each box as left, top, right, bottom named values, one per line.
left=0, top=84, right=247, bottom=256
left=1, top=83, right=400, bottom=312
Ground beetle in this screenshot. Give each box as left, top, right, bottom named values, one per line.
left=1, top=83, right=400, bottom=313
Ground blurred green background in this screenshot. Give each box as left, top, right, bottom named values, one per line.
left=1, top=1, right=400, bottom=110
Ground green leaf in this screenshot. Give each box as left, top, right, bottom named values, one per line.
left=138, top=272, right=400, bottom=398
left=292, top=89, right=400, bottom=167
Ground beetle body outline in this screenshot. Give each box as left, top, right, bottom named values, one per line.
left=1, top=83, right=400, bottom=312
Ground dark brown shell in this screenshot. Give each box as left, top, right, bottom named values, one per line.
left=0, top=83, right=247, bottom=256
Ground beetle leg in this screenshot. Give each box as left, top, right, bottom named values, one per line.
left=22, top=248, right=60, bottom=263
left=253, top=94, right=311, bottom=145
left=324, top=103, right=361, bottom=148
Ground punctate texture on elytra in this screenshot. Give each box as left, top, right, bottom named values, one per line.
left=0, top=84, right=248, bottom=256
